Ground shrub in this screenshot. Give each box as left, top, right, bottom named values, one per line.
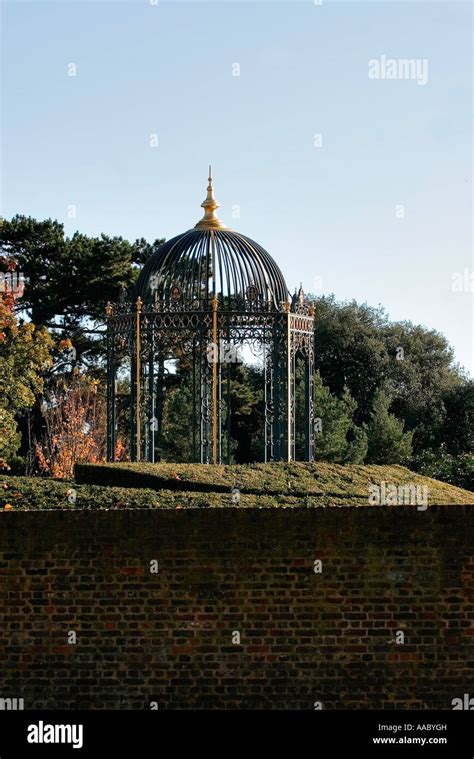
left=412, top=448, right=474, bottom=492
left=35, top=373, right=106, bottom=478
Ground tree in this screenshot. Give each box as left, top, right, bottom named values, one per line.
left=438, top=381, right=474, bottom=455
left=0, top=280, right=53, bottom=469
left=312, top=371, right=367, bottom=463
left=0, top=215, right=164, bottom=367
left=35, top=372, right=106, bottom=478
left=0, top=407, right=20, bottom=466
left=312, top=295, right=390, bottom=426
left=365, top=390, right=413, bottom=464
left=345, top=426, right=369, bottom=464
left=381, top=321, right=462, bottom=452
left=159, top=381, right=194, bottom=462
left=309, top=294, right=470, bottom=457
left=229, top=365, right=264, bottom=463
left=412, top=447, right=473, bottom=492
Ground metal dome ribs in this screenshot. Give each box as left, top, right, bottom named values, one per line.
left=134, top=229, right=289, bottom=311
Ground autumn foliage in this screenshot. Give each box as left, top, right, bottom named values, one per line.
left=0, top=258, right=52, bottom=470
left=35, top=372, right=107, bottom=479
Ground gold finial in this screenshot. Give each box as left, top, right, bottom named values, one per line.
left=105, top=301, right=113, bottom=319
left=136, top=296, right=143, bottom=313
left=194, top=167, right=229, bottom=230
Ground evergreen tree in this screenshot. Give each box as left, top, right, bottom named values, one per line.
left=0, top=215, right=164, bottom=367
left=365, top=390, right=413, bottom=464
left=313, top=371, right=367, bottom=463
left=157, top=381, right=194, bottom=463
left=345, top=426, right=369, bottom=464
left=312, top=296, right=389, bottom=426
left=310, top=294, right=468, bottom=456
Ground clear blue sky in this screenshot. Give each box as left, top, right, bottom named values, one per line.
left=1, top=0, right=472, bottom=375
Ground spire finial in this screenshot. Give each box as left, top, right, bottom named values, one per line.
left=195, top=167, right=229, bottom=230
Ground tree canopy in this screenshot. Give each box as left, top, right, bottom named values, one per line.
left=0, top=215, right=164, bottom=365
left=311, top=294, right=468, bottom=455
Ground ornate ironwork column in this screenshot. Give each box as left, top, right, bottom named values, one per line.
left=264, top=331, right=274, bottom=462
left=305, top=306, right=316, bottom=461
left=147, top=314, right=155, bottom=463
left=270, top=311, right=289, bottom=461
left=199, top=322, right=213, bottom=464
left=288, top=297, right=315, bottom=463
left=106, top=302, right=116, bottom=462
left=130, top=297, right=142, bottom=462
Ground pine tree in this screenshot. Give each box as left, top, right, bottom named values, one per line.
left=0, top=215, right=164, bottom=366
left=365, top=390, right=413, bottom=464
left=313, top=371, right=366, bottom=463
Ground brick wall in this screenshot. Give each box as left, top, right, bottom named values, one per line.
left=0, top=507, right=473, bottom=709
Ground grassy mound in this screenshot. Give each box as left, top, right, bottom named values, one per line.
left=0, top=462, right=471, bottom=511
left=66, top=461, right=474, bottom=506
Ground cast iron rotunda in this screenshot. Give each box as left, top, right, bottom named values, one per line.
left=106, top=170, right=315, bottom=464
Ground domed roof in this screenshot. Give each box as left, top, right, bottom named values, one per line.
left=134, top=170, right=289, bottom=310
